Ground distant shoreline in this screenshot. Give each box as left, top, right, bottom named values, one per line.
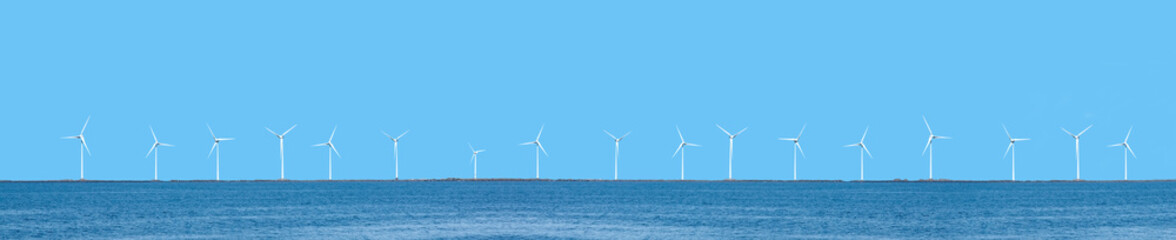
left=3, top=178, right=1176, bottom=183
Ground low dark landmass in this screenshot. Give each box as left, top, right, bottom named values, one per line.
left=2, top=178, right=1176, bottom=183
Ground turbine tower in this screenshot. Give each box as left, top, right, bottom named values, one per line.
left=313, top=127, right=341, bottom=180
left=382, top=130, right=409, bottom=180
left=778, top=124, right=806, bottom=180
left=716, top=124, right=748, bottom=180
left=1061, top=125, right=1092, bottom=180
left=469, top=143, right=485, bottom=179
left=671, top=126, right=700, bottom=180
left=144, top=126, right=174, bottom=181
left=844, top=127, right=872, bottom=181
left=61, top=116, right=92, bottom=180
left=922, top=116, right=950, bottom=180
left=266, top=125, right=296, bottom=180
left=207, top=124, right=234, bottom=181
left=1002, top=125, right=1030, bottom=181
left=1108, top=127, right=1136, bottom=180
left=604, top=130, right=630, bottom=180
left=520, top=125, right=548, bottom=179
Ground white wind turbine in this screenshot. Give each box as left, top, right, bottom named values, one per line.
left=671, top=126, right=700, bottom=180
left=1108, top=127, right=1136, bottom=180
left=207, top=124, right=234, bottom=181
left=520, top=125, right=548, bottom=179
left=381, top=130, right=409, bottom=180
left=469, top=143, right=485, bottom=179
left=62, top=116, right=92, bottom=180
left=716, top=124, right=748, bottom=180
left=1061, top=125, right=1092, bottom=180
left=1002, top=125, right=1030, bottom=181
left=604, top=130, right=630, bottom=180
left=921, top=116, right=950, bottom=180
left=844, top=127, right=872, bottom=181
left=145, top=126, right=174, bottom=181
left=313, top=127, right=341, bottom=180
left=266, top=125, right=296, bottom=180
left=778, top=124, right=806, bottom=180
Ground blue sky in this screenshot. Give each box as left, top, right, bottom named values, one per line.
left=1, top=1, right=1172, bottom=181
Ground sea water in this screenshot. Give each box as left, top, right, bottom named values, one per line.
left=2, top=181, right=1176, bottom=239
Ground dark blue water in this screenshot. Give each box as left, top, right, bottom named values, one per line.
left=3, top=181, right=1176, bottom=239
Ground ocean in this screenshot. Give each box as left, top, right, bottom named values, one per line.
left=2, top=181, right=1175, bottom=239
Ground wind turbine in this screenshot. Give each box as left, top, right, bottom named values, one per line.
left=469, top=143, right=485, bottom=179
left=1108, top=127, right=1136, bottom=180
left=778, top=124, right=806, bottom=180
left=266, top=125, right=296, bottom=180
left=604, top=130, right=630, bottom=180
left=207, top=124, right=234, bottom=181
left=1061, top=125, right=1092, bottom=180
left=716, top=124, right=748, bottom=180
left=381, top=130, right=409, bottom=180
left=144, top=126, right=174, bottom=181
left=671, top=126, right=700, bottom=180
left=61, top=116, right=92, bottom=180
left=313, top=127, right=341, bottom=180
left=520, top=125, right=548, bottom=179
left=844, top=127, right=872, bottom=181
left=921, top=116, right=950, bottom=180
left=1002, top=125, right=1030, bottom=181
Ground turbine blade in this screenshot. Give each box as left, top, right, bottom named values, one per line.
left=716, top=124, right=732, bottom=136
left=796, top=143, right=807, bottom=159
left=470, top=154, right=475, bottom=164
left=145, top=145, right=156, bottom=158
left=922, top=137, right=932, bottom=156
left=672, top=144, right=684, bottom=158
left=1003, top=143, right=1013, bottom=159
left=80, top=116, right=90, bottom=134
left=844, top=143, right=859, bottom=147
left=537, top=142, right=549, bottom=156
left=218, top=138, right=235, bottom=141
left=734, top=127, right=748, bottom=136
left=282, top=125, right=297, bottom=136
left=81, top=140, right=92, bottom=155
left=1013, top=138, right=1031, bottom=141
left=159, top=143, right=174, bottom=147
left=677, top=126, right=685, bottom=142
left=923, top=115, right=933, bottom=134
left=330, top=145, right=342, bottom=158
left=520, top=142, right=535, bottom=146
left=469, top=143, right=476, bottom=153
left=604, top=130, right=617, bottom=140
left=1124, top=127, right=1133, bottom=142
left=1002, top=124, right=1012, bottom=140
left=208, top=143, right=218, bottom=158
left=796, top=124, right=806, bottom=139
left=620, top=132, right=631, bottom=140
left=396, top=130, right=410, bottom=140
left=149, top=126, right=158, bottom=142
left=266, top=127, right=278, bottom=136
left=861, top=145, right=873, bottom=158
left=313, top=143, right=328, bottom=147
left=535, top=125, right=544, bottom=140
left=207, top=124, right=216, bottom=139
left=1108, top=143, right=1123, bottom=147
left=860, top=127, right=869, bottom=142
left=1125, top=143, right=1136, bottom=158
left=328, top=126, right=337, bottom=142
left=686, top=143, right=700, bottom=147
left=1061, top=127, right=1074, bottom=137
left=1076, top=125, right=1092, bottom=136
left=779, top=138, right=797, bottom=141
left=381, top=130, right=392, bottom=139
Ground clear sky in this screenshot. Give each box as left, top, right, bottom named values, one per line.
left=1, top=1, right=1172, bottom=181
